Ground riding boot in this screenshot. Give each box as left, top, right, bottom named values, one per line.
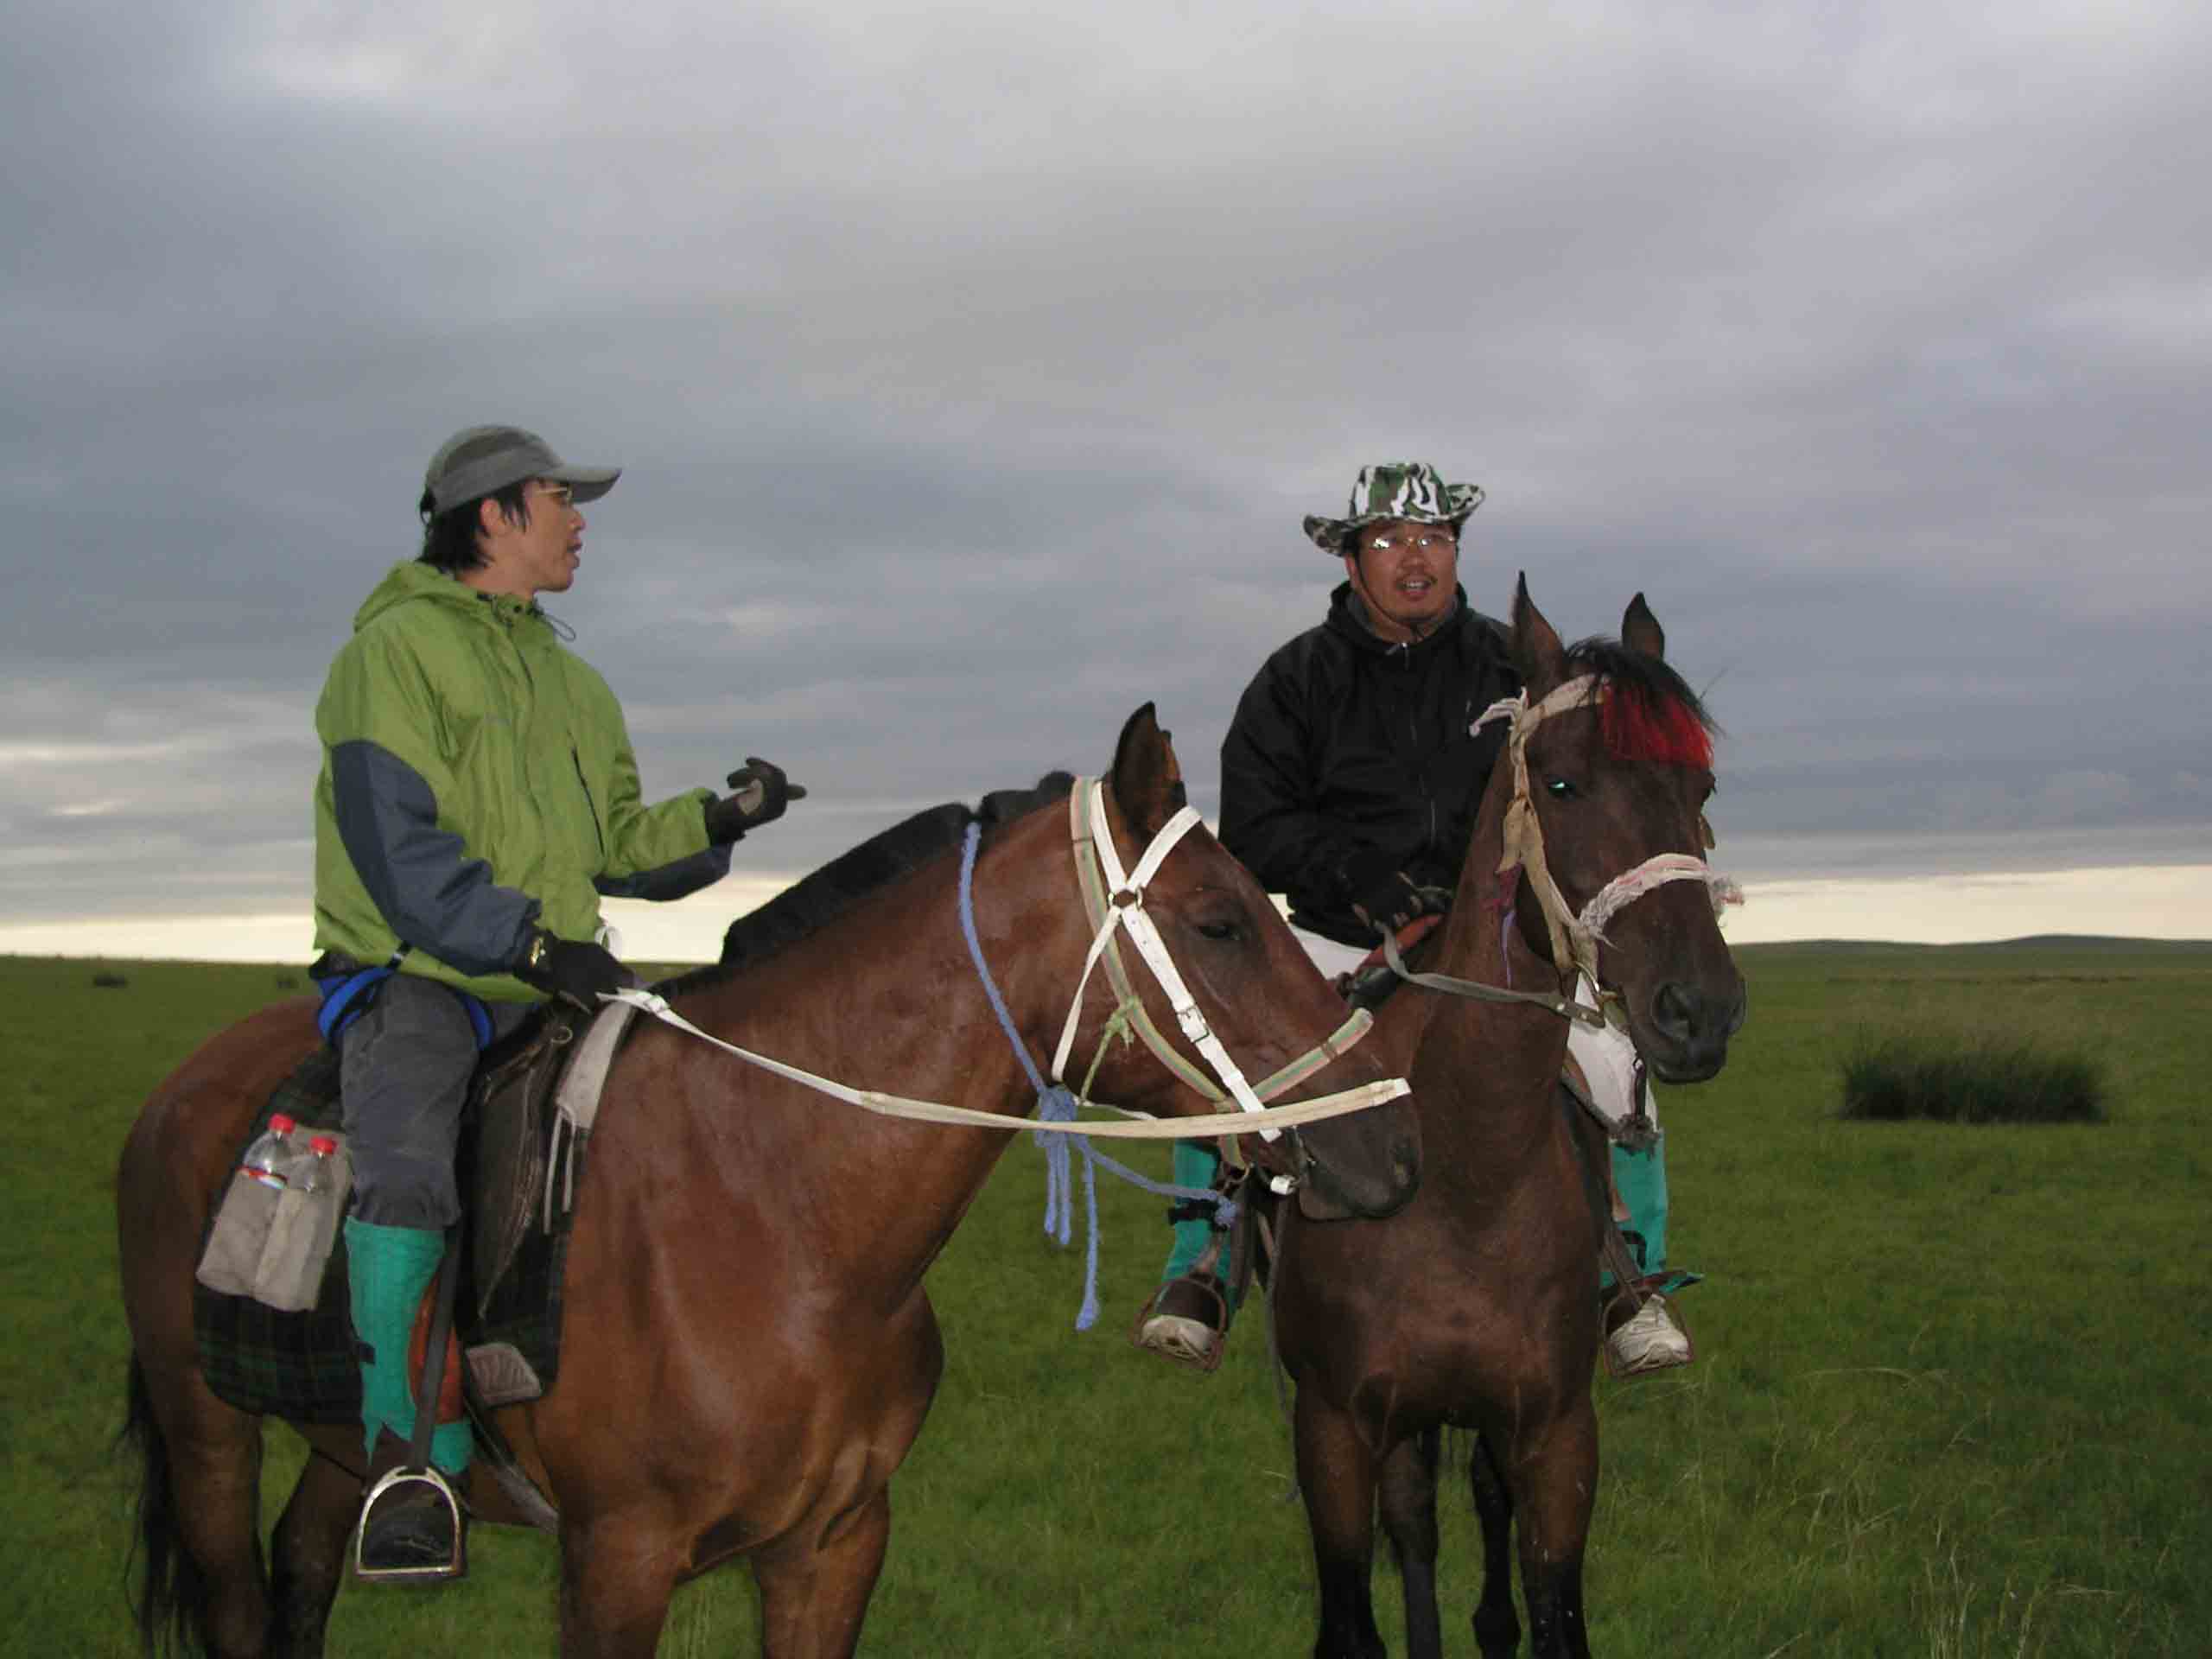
left=346, top=1217, right=472, bottom=1577
left=1135, top=1141, right=1237, bottom=1370
left=1603, top=1136, right=1693, bottom=1375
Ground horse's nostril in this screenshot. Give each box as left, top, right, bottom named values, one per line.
left=1651, top=981, right=1696, bottom=1042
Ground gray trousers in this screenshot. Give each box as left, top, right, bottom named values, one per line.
left=338, top=976, right=533, bottom=1230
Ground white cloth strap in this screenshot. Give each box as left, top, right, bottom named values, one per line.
left=1049, top=783, right=1272, bottom=1127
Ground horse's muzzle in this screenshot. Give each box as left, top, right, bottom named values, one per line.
left=1291, top=1120, right=1421, bottom=1222
left=1640, top=977, right=1748, bottom=1083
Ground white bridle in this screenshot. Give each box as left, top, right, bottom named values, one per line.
left=1477, top=675, right=1744, bottom=1014
left=1051, top=778, right=1397, bottom=1146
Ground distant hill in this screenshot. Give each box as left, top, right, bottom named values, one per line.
left=1735, top=935, right=2212, bottom=956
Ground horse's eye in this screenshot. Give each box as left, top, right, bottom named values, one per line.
left=1543, top=777, right=1576, bottom=800
left=1196, top=919, right=1243, bottom=943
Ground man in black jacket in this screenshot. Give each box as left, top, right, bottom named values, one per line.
left=1135, top=462, right=1693, bottom=1376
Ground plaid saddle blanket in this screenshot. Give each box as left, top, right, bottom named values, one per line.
left=193, top=1006, right=606, bottom=1425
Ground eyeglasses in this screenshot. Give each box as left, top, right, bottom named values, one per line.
left=1365, top=531, right=1455, bottom=554
left=529, top=483, right=576, bottom=510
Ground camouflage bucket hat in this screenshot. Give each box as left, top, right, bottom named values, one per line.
left=1304, top=461, right=1484, bottom=556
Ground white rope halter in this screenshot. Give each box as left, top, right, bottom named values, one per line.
left=1475, top=675, right=1743, bottom=1011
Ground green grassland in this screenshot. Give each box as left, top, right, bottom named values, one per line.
left=3, top=942, right=2207, bottom=1656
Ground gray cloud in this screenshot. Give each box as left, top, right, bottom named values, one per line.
left=4, top=0, right=2209, bottom=938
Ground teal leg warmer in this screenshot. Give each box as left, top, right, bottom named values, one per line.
left=1609, top=1134, right=1669, bottom=1278
left=345, top=1217, right=472, bottom=1474
left=1160, top=1140, right=1230, bottom=1285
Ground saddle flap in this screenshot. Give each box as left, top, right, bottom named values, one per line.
left=469, top=1008, right=575, bottom=1310
left=469, top=998, right=639, bottom=1318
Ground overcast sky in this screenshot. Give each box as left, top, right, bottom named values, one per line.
left=4, top=0, right=2208, bottom=954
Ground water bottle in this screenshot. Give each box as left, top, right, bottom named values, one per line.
left=242, top=1114, right=299, bottom=1190
left=254, top=1134, right=350, bottom=1313
left=195, top=1114, right=300, bottom=1299
left=296, top=1135, right=336, bottom=1195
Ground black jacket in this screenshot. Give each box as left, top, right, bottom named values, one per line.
left=1217, top=583, right=1520, bottom=947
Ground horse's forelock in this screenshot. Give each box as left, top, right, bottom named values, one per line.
left=1601, top=684, right=1713, bottom=770
left=1565, top=636, right=1718, bottom=772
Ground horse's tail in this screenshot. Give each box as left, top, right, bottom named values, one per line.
left=118, top=1355, right=210, bottom=1659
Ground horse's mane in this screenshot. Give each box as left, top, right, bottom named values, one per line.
left=654, top=772, right=1077, bottom=997
left=1565, top=636, right=1719, bottom=770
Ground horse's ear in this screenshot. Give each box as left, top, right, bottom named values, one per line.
left=1622, top=592, right=1666, bottom=660
left=1109, top=702, right=1187, bottom=838
left=1510, top=574, right=1569, bottom=699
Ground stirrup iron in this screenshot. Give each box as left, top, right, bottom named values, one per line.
left=353, top=1464, right=467, bottom=1582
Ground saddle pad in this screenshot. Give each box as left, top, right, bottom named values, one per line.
left=193, top=1015, right=599, bottom=1424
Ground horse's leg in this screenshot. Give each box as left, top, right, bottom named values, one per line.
left=1376, top=1427, right=1443, bottom=1659
left=1294, top=1388, right=1387, bottom=1659
left=265, top=1447, right=360, bottom=1657
left=556, top=1514, right=683, bottom=1659
left=754, top=1484, right=893, bottom=1659
left=122, top=1354, right=274, bottom=1659
left=151, top=1374, right=274, bottom=1658
left=1466, top=1431, right=1522, bottom=1659
left=1502, top=1399, right=1597, bottom=1659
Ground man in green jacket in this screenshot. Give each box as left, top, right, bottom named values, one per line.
left=312, top=424, right=805, bottom=1577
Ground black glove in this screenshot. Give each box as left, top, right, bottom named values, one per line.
left=706, top=755, right=808, bottom=843
left=513, top=927, right=626, bottom=1009
left=1342, top=849, right=1447, bottom=938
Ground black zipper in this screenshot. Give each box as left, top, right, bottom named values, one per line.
left=572, top=747, right=606, bottom=860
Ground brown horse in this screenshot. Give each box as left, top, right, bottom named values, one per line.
left=118, top=706, right=1421, bottom=1659
left=1270, top=584, right=1746, bottom=1659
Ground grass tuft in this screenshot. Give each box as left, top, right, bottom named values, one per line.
left=1839, top=1027, right=2107, bottom=1124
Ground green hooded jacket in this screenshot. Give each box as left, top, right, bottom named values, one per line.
left=312, top=561, right=724, bottom=1001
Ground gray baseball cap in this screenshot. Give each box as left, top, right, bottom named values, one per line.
left=421, top=425, right=621, bottom=515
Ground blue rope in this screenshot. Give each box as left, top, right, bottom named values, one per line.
left=956, top=822, right=1235, bottom=1332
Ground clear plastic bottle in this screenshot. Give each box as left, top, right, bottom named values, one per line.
left=241, top=1113, right=299, bottom=1191
left=254, top=1133, right=349, bottom=1313
left=196, top=1114, right=300, bottom=1298
left=296, top=1135, right=337, bottom=1194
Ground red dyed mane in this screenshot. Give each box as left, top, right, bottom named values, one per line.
left=1602, top=683, right=1713, bottom=769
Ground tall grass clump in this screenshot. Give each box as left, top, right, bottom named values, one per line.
left=1840, top=1027, right=2107, bottom=1123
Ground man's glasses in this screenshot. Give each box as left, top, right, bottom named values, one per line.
left=1365, top=531, right=1454, bottom=554
left=531, top=483, right=576, bottom=510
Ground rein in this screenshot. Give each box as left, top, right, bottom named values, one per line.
left=1384, top=674, right=1744, bottom=1022
left=610, top=779, right=1409, bottom=1141
left=604, top=993, right=1407, bottom=1140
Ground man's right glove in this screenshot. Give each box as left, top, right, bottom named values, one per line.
left=706, top=755, right=808, bottom=843
left=513, top=926, right=626, bottom=1009
left=1343, top=849, right=1450, bottom=938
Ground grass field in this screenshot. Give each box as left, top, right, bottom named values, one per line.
left=3, top=941, right=2207, bottom=1656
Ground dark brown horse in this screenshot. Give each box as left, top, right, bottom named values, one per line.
left=1271, top=584, right=1746, bottom=1659
left=118, top=706, right=1421, bottom=1658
